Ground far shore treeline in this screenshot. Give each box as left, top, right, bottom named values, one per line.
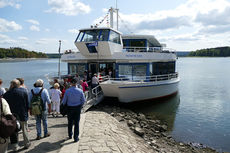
left=0, top=47, right=47, bottom=58
left=1, top=46, right=230, bottom=58
left=188, top=46, right=230, bottom=57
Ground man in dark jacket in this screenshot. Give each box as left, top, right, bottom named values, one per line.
left=3, top=79, right=30, bottom=151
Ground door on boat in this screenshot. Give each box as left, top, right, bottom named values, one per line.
left=89, top=63, right=98, bottom=79
left=88, top=62, right=115, bottom=78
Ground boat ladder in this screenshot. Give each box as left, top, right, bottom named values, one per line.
left=81, top=85, right=104, bottom=113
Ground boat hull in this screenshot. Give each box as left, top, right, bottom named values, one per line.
left=100, top=78, right=180, bottom=103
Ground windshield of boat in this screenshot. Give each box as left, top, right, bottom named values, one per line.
left=75, top=29, right=121, bottom=44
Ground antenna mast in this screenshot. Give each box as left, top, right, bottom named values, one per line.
left=58, top=40, right=61, bottom=78
left=116, top=0, right=119, bottom=30
left=109, top=0, right=119, bottom=30
left=109, top=7, right=114, bottom=29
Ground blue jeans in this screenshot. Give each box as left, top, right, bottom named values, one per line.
left=67, top=105, right=82, bottom=141
left=35, top=110, right=48, bottom=137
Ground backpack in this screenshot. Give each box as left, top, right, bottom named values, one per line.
left=0, top=98, right=17, bottom=138
left=85, top=85, right=89, bottom=91
left=30, top=88, right=44, bottom=115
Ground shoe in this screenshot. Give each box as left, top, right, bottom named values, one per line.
left=74, top=138, right=79, bottom=142
left=52, top=113, right=55, bottom=117
left=24, top=143, right=31, bottom=149
left=44, top=132, right=51, bottom=138
left=36, top=136, right=41, bottom=140
left=13, top=144, right=19, bottom=152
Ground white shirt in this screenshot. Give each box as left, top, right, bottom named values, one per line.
left=50, top=89, right=62, bottom=102
left=0, top=87, right=6, bottom=96
left=92, top=76, right=99, bottom=85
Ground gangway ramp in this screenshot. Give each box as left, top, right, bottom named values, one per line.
left=81, top=85, right=104, bottom=113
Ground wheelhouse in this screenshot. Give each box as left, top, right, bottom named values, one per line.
left=74, top=28, right=123, bottom=56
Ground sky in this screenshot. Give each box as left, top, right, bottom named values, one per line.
left=0, top=0, right=230, bottom=53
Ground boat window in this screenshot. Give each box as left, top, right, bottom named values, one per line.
left=109, top=30, right=121, bottom=44
left=76, top=32, right=84, bottom=42
left=99, top=30, right=109, bottom=41
left=133, top=65, right=146, bottom=80
left=152, top=62, right=175, bottom=75
left=118, top=65, right=132, bottom=80
left=69, top=64, right=77, bottom=74
left=68, top=64, right=86, bottom=76
left=81, top=30, right=100, bottom=42
left=130, top=40, right=146, bottom=47
left=149, top=63, right=153, bottom=75
left=122, top=39, right=147, bottom=52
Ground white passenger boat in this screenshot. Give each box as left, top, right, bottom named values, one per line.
left=60, top=7, right=180, bottom=103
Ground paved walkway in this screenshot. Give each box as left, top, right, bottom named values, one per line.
left=60, top=111, right=153, bottom=153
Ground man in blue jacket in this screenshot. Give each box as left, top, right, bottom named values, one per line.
left=29, top=79, right=51, bottom=140
left=62, top=78, right=85, bottom=142
left=3, top=79, right=30, bottom=151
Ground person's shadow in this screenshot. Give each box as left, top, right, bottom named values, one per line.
left=8, top=139, right=65, bottom=153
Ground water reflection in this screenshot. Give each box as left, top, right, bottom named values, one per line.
left=129, top=93, right=180, bottom=131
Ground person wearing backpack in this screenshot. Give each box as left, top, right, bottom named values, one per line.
left=0, top=97, right=12, bottom=153
left=3, top=79, right=30, bottom=151
left=29, top=79, right=51, bottom=140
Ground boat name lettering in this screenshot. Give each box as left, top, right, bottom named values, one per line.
left=88, top=41, right=98, bottom=47
left=126, top=54, right=142, bottom=58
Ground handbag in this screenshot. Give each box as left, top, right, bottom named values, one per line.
left=0, top=98, right=17, bottom=138
left=13, top=113, right=21, bottom=132
left=60, top=103, right=68, bottom=117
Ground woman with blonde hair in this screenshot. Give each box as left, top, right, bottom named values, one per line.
left=50, top=83, right=62, bottom=117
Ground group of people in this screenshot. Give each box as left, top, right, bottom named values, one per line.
left=0, top=77, right=86, bottom=153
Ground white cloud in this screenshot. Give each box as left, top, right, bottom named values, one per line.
left=26, top=19, right=40, bottom=25
left=30, top=25, right=40, bottom=31
left=0, top=18, right=22, bottom=32
left=195, top=7, right=230, bottom=26
left=0, top=0, right=21, bottom=9
left=94, top=0, right=230, bottom=34
left=168, top=34, right=203, bottom=42
left=137, top=16, right=191, bottom=30
left=93, top=0, right=230, bottom=51
left=0, top=34, right=30, bottom=49
left=46, top=0, right=91, bottom=16
left=35, top=38, right=57, bottom=45
left=18, top=36, right=28, bottom=41
left=199, top=25, right=230, bottom=34
left=68, top=28, right=79, bottom=34
left=0, top=34, right=17, bottom=44
left=45, top=28, right=50, bottom=32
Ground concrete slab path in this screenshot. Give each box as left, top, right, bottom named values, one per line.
left=59, top=111, right=153, bottom=153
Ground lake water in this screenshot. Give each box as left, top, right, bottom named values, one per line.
left=0, top=58, right=230, bottom=152
left=0, top=59, right=67, bottom=90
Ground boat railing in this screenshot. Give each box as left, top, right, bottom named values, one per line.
left=63, top=49, right=79, bottom=54
left=45, top=71, right=69, bottom=79
left=91, top=85, right=103, bottom=100
left=101, top=72, right=178, bottom=82
left=45, top=71, right=70, bottom=85
left=122, top=47, right=175, bottom=53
